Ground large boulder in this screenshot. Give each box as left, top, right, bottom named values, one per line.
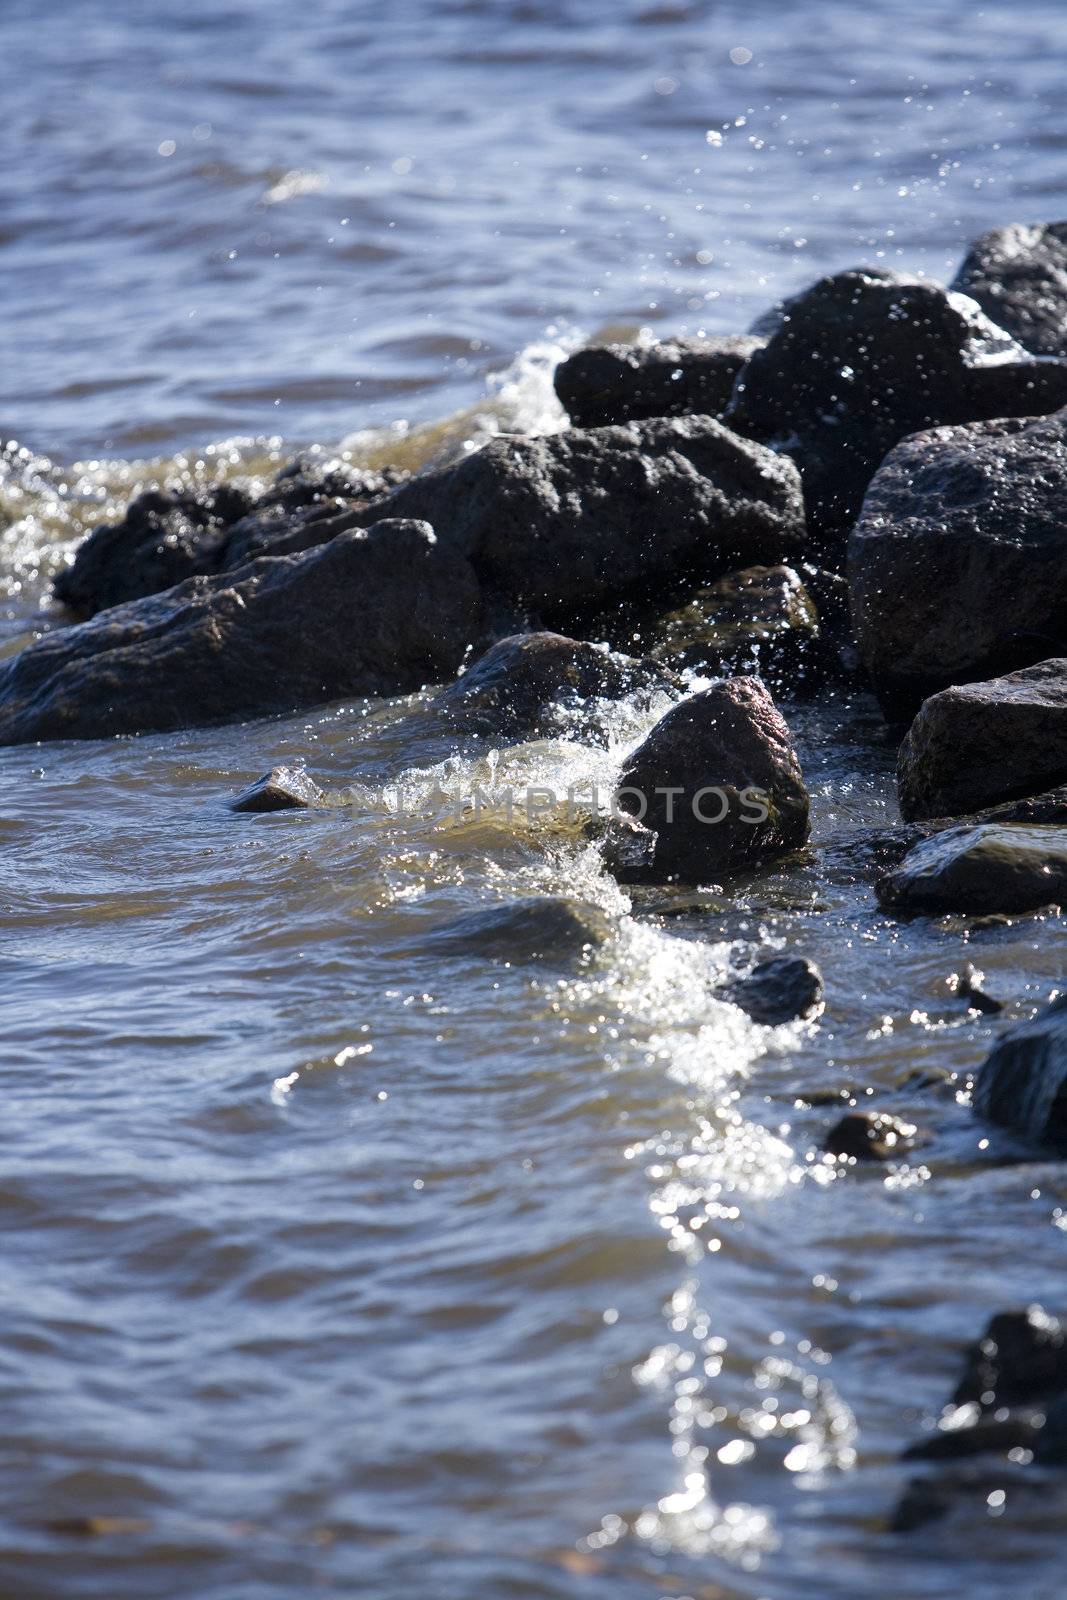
left=897, top=660, right=1067, bottom=820
left=646, top=563, right=820, bottom=688
left=726, top=268, right=1067, bottom=545
left=614, top=677, right=810, bottom=883
left=876, top=823, right=1067, bottom=915
left=849, top=413, right=1067, bottom=715
left=553, top=335, right=763, bottom=428
left=972, top=996, right=1067, bottom=1150
left=952, top=222, right=1067, bottom=356
left=0, top=520, right=482, bottom=744
left=54, top=455, right=402, bottom=618
left=352, top=416, right=807, bottom=623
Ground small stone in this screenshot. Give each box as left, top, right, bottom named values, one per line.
left=950, top=962, right=1003, bottom=1015
left=428, top=896, right=615, bottom=965
left=728, top=955, right=824, bottom=1024
left=822, top=1111, right=917, bottom=1162
left=231, top=766, right=326, bottom=813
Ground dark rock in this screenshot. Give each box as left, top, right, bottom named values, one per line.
left=902, top=1409, right=1040, bottom=1462
left=822, top=1110, right=917, bottom=1162
left=727, top=267, right=1067, bottom=547
left=592, top=810, right=659, bottom=876
left=355, top=416, right=807, bottom=623
left=952, top=222, right=1067, bottom=356
left=434, top=632, right=675, bottom=741
left=614, top=677, right=810, bottom=883
left=428, top=896, right=614, bottom=964
left=877, top=824, right=1067, bottom=916
left=972, top=996, right=1067, bottom=1151
left=848, top=413, right=1067, bottom=716
left=727, top=954, right=824, bottom=1024
left=646, top=564, right=820, bottom=687
left=230, top=765, right=326, bottom=813
left=553, top=335, right=763, bottom=428
left=218, top=458, right=406, bottom=570
left=0, top=520, right=482, bottom=744
left=897, top=660, right=1067, bottom=821
left=748, top=265, right=920, bottom=338
left=952, top=1305, right=1067, bottom=1409
left=1032, top=1394, right=1067, bottom=1464
left=951, top=962, right=1004, bottom=1016
left=888, top=1475, right=958, bottom=1533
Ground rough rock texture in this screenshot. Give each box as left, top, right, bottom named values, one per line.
left=54, top=455, right=403, bottom=618
left=897, top=660, right=1067, bottom=820
left=726, top=267, right=1067, bottom=545
left=877, top=824, right=1067, bottom=916
left=952, top=1304, right=1067, bottom=1408
left=434, top=632, right=673, bottom=741
left=647, top=564, right=820, bottom=687
left=849, top=414, right=1067, bottom=715
left=972, top=995, right=1067, bottom=1151
left=726, top=954, right=824, bottom=1023
left=553, top=335, right=763, bottom=428
left=615, top=677, right=810, bottom=883
left=952, top=222, right=1067, bottom=356
left=230, top=766, right=326, bottom=813
left=0, top=520, right=482, bottom=744
left=822, top=1111, right=917, bottom=1161
left=428, top=896, right=614, bottom=964
left=356, top=416, right=807, bottom=622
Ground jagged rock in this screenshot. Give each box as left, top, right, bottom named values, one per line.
left=952, top=222, right=1067, bottom=356
left=727, top=267, right=1067, bottom=546
left=727, top=954, right=824, bottom=1024
left=849, top=414, right=1067, bottom=716
left=822, top=1110, right=917, bottom=1161
left=952, top=1305, right=1067, bottom=1408
left=434, top=632, right=674, bottom=741
left=877, top=824, right=1067, bottom=916
left=553, top=335, right=763, bottom=428
left=646, top=564, right=820, bottom=687
left=972, top=997, right=1067, bottom=1151
left=613, top=677, right=810, bottom=883
left=354, top=416, right=807, bottom=623
left=428, top=896, right=614, bottom=964
left=230, top=766, right=326, bottom=812
left=897, top=660, right=1067, bottom=821
left=0, top=520, right=482, bottom=744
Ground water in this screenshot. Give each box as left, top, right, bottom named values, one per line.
left=2, top=1, right=1067, bottom=1596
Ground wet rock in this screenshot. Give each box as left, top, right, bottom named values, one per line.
left=822, top=1110, right=917, bottom=1161
left=952, top=222, right=1067, bottom=356
left=952, top=1305, right=1067, bottom=1409
left=950, top=962, right=1004, bottom=1016
left=888, top=1474, right=958, bottom=1533
left=646, top=564, right=820, bottom=687
left=434, top=631, right=674, bottom=741
left=217, top=458, right=406, bottom=570
left=553, top=335, right=763, bottom=428
left=230, top=765, right=326, bottom=813
left=614, top=677, right=810, bottom=883
left=0, top=520, right=482, bottom=744
left=1031, top=1394, right=1067, bottom=1464
left=902, top=1408, right=1040, bottom=1462
left=428, top=895, right=614, bottom=964
left=897, top=660, right=1067, bottom=821
left=727, top=267, right=1067, bottom=547
left=727, top=954, right=824, bottom=1024
left=592, top=810, right=659, bottom=877
left=357, top=416, right=807, bottom=623
left=848, top=413, right=1067, bottom=716
left=877, top=824, right=1067, bottom=916
left=972, top=996, right=1067, bottom=1151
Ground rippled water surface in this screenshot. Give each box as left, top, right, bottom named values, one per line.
left=3, top=1, right=1067, bottom=1597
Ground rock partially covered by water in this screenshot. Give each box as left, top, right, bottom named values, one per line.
left=646, top=564, right=820, bottom=688
left=230, top=766, right=326, bottom=812
left=55, top=455, right=402, bottom=618
left=952, top=1303, right=1067, bottom=1408
left=822, top=1110, right=917, bottom=1161
left=428, top=896, right=614, bottom=965
left=615, top=677, right=810, bottom=882
left=553, top=335, right=763, bottom=428
left=727, top=954, right=824, bottom=1023
left=434, top=631, right=673, bottom=741
left=897, top=660, right=1067, bottom=821
left=360, top=416, right=807, bottom=622
left=727, top=267, right=1067, bottom=545
left=0, top=520, right=482, bottom=744
left=972, top=995, right=1067, bottom=1151
left=849, top=414, right=1067, bottom=716
left=877, top=824, right=1067, bottom=916
left=952, top=222, right=1067, bottom=356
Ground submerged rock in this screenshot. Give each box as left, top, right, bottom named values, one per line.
left=0, top=520, right=482, bottom=744
left=901, top=1408, right=1040, bottom=1463
left=646, top=564, right=820, bottom=687
left=877, top=824, right=1067, bottom=916
left=553, top=335, right=763, bottom=428
left=727, top=954, right=824, bottom=1024
left=822, top=1110, right=917, bottom=1162
left=356, top=416, right=807, bottom=622
left=849, top=413, right=1067, bottom=716
left=897, top=660, right=1067, bottom=821
left=428, top=896, right=614, bottom=965
left=952, top=1304, right=1067, bottom=1408
left=230, top=766, right=326, bottom=813
left=614, top=677, right=810, bottom=883
left=727, top=267, right=1067, bottom=546
left=950, top=962, right=1004, bottom=1016
left=972, top=996, right=1067, bottom=1151
left=952, top=222, right=1067, bottom=356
